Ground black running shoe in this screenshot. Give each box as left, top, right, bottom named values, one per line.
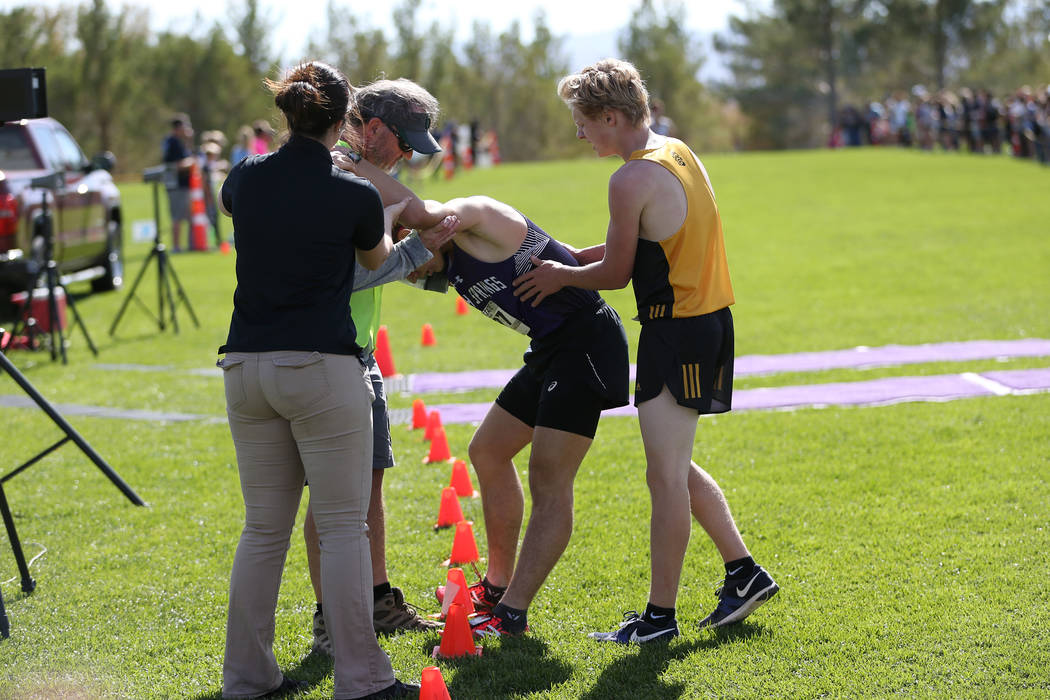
left=259, top=675, right=309, bottom=698
left=698, top=565, right=779, bottom=629
left=358, top=679, right=421, bottom=699
left=588, top=610, right=680, bottom=644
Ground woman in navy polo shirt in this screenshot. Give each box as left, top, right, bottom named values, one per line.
left=217, top=62, right=415, bottom=700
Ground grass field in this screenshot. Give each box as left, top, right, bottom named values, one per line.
left=0, top=148, right=1048, bottom=699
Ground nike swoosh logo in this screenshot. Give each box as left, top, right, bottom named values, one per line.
left=727, top=566, right=743, bottom=576
left=629, top=627, right=675, bottom=643
left=736, top=572, right=762, bottom=598
left=648, top=613, right=666, bottom=620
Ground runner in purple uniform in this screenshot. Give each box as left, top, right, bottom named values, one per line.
left=333, top=155, right=629, bottom=638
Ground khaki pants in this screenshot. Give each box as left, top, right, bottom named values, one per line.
left=219, top=351, right=394, bottom=699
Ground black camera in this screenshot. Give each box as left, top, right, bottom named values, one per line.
left=142, top=164, right=177, bottom=188
left=0, top=68, right=48, bottom=122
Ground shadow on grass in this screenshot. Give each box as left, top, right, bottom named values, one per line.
left=190, top=650, right=334, bottom=700
left=438, top=634, right=572, bottom=700
left=578, top=622, right=771, bottom=700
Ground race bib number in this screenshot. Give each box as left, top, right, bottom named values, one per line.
left=482, top=301, right=530, bottom=336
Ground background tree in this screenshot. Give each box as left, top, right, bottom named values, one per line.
left=619, top=0, right=734, bottom=151
left=306, top=2, right=390, bottom=85
left=967, top=0, right=1050, bottom=89
left=488, top=15, right=575, bottom=160
left=231, top=0, right=274, bottom=75
left=877, top=0, right=1004, bottom=90
left=0, top=0, right=1038, bottom=169
left=716, top=1, right=831, bottom=148
left=0, top=7, right=79, bottom=122
left=74, top=0, right=151, bottom=157
left=391, top=0, right=425, bottom=80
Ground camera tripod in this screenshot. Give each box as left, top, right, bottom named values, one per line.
left=0, top=339, right=144, bottom=639
left=109, top=172, right=198, bottom=335
left=7, top=172, right=99, bottom=364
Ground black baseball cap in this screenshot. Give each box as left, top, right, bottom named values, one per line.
left=368, top=110, right=441, bottom=155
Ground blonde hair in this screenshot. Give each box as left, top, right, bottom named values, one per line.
left=557, top=59, right=651, bottom=128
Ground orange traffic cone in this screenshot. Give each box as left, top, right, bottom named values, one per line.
left=463, top=139, right=474, bottom=170
left=455, top=296, right=469, bottom=315
left=433, top=602, right=481, bottom=658
left=188, top=163, right=209, bottom=251
left=412, top=399, right=428, bottom=430
left=374, top=325, right=396, bottom=377
left=425, top=427, right=452, bottom=464
left=434, top=486, right=465, bottom=529
left=424, top=410, right=443, bottom=441
left=441, top=567, right=475, bottom=616
left=450, top=459, right=477, bottom=498
left=442, top=135, right=455, bottom=180
left=421, top=323, right=437, bottom=347
left=444, top=520, right=479, bottom=566
left=489, top=130, right=501, bottom=165
left=420, top=666, right=452, bottom=700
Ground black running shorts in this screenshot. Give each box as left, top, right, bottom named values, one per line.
left=495, top=303, right=629, bottom=439
left=634, top=306, right=734, bottom=414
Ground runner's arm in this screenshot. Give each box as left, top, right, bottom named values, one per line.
left=333, top=153, right=448, bottom=229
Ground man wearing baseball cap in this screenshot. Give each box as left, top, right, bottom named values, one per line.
left=351, top=78, right=442, bottom=164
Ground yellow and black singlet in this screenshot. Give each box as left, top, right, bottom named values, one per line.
left=629, top=138, right=734, bottom=322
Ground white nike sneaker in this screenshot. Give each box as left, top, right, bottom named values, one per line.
left=588, top=610, right=680, bottom=644
left=698, top=565, right=779, bottom=629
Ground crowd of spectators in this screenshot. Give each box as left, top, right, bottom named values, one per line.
left=833, top=84, right=1050, bottom=165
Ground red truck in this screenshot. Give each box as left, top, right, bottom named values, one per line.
left=0, top=117, right=123, bottom=313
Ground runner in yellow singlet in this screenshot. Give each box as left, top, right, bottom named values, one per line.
left=514, top=58, right=779, bottom=644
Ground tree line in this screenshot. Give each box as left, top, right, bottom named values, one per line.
left=1, top=0, right=1046, bottom=174
left=718, top=0, right=1050, bottom=149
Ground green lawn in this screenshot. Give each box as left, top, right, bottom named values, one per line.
left=0, top=148, right=1048, bottom=698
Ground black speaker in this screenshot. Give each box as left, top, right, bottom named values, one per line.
left=0, top=68, right=48, bottom=122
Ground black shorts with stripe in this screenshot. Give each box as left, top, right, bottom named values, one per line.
left=496, top=302, right=629, bottom=438
left=634, top=306, right=734, bottom=414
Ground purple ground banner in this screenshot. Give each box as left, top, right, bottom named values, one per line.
left=385, top=338, right=1050, bottom=395
left=7, top=366, right=1048, bottom=426
left=405, top=367, right=1050, bottom=426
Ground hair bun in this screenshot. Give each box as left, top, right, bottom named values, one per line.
left=275, top=80, right=322, bottom=113
left=267, top=61, right=352, bottom=138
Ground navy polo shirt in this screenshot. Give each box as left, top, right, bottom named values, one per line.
left=219, top=134, right=385, bottom=355
left=162, top=134, right=191, bottom=188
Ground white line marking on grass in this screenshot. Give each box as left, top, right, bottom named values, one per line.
left=0, top=395, right=223, bottom=423
left=960, top=373, right=1013, bottom=396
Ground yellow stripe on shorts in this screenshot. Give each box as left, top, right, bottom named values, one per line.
left=681, top=362, right=702, bottom=399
